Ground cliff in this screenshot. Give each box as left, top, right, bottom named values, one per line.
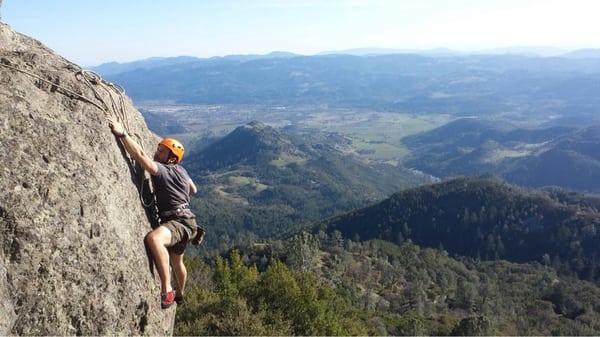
left=0, top=23, right=175, bottom=335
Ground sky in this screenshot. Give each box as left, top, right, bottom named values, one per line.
left=2, top=0, right=600, bottom=66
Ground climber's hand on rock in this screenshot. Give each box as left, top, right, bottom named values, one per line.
left=107, top=116, right=125, bottom=137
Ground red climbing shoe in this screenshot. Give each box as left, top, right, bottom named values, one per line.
left=161, top=290, right=176, bottom=309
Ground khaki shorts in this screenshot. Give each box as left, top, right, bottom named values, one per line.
left=161, top=217, right=197, bottom=255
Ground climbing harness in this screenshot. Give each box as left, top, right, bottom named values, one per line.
left=0, top=60, right=156, bottom=208
left=159, top=203, right=191, bottom=218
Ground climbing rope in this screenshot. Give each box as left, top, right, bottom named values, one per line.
left=0, top=62, right=108, bottom=113
left=0, top=60, right=156, bottom=208
left=75, top=69, right=156, bottom=208
left=75, top=69, right=132, bottom=132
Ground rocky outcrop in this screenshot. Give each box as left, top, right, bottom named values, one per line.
left=0, top=23, right=175, bottom=335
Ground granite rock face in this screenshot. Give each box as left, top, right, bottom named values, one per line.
left=0, top=23, right=175, bottom=335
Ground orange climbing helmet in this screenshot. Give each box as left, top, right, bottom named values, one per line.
left=159, top=138, right=185, bottom=163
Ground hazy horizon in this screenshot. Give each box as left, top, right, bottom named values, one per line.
left=89, top=45, right=581, bottom=67
left=3, top=0, right=600, bottom=65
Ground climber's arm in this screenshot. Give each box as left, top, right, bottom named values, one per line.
left=189, top=179, right=197, bottom=195
left=119, top=134, right=159, bottom=175
left=106, top=116, right=159, bottom=175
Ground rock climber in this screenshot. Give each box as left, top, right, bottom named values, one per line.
left=107, top=116, right=204, bottom=309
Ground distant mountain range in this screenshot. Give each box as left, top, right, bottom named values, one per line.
left=318, top=46, right=572, bottom=57
left=91, top=56, right=200, bottom=76
left=184, top=121, right=431, bottom=249
left=92, top=46, right=600, bottom=74
left=94, top=52, right=600, bottom=123
left=403, top=118, right=600, bottom=192
left=560, top=49, right=600, bottom=59
left=92, top=51, right=300, bottom=76
left=317, top=47, right=460, bottom=57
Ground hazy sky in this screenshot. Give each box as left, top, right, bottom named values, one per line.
left=3, top=0, right=600, bottom=66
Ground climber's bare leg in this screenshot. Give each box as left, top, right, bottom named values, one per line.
left=170, top=252, right=187, bottom=296
left=146, top=226, right=172, bottom=294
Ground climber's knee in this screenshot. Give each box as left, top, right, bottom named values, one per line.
left=146, top=226, right=172, bottom=247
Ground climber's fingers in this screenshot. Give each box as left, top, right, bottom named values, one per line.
left=106, top=115, right=117, bottom=125
left=106, top=116, right=125, bottom=136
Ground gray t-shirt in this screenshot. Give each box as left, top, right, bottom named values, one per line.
left=151, top=162, right=194, bottom=214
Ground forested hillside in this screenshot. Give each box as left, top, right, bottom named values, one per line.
left=176, top=234, right=600, bottom=335
left=404, top=119, right=600, bottom=192
left=505, top=125, right=600, bottom=191
left=173, top=178, right=600, bottom=335
left=318, top=177, right=600, bottom=280
left=184, top=122, right=430, bottom=250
